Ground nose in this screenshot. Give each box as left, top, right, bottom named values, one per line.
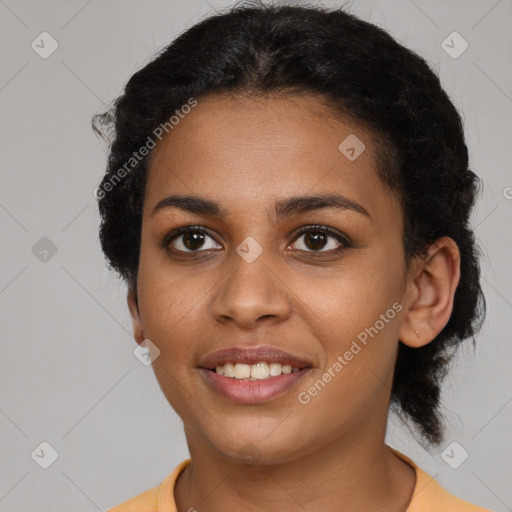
left=209, top=249, right=293, bottom=329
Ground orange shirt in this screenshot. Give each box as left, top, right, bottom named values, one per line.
left=106, top=447, right=493, bottom=511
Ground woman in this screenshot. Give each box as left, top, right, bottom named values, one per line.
left=93, top=2, right=491, bottom=511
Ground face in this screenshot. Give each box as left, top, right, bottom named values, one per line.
left=130, top=93, right=411, bottom=464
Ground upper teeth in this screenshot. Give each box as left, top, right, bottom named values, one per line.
left=215, top=362, right=300, bottom=380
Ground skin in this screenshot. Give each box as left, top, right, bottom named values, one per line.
left=127, top=93, right=460, bottom=512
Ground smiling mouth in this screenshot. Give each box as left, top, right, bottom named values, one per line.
left=198, top=346, right=313, bottom=402
left=199, top=364, right=313, bottom=404
left=205, top=361, right=309, bottom=381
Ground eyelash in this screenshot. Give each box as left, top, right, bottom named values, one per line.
left=161, top=224, right=352, bottom=256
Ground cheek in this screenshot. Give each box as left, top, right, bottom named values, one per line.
left=137, top=236, right=203, bottom=323
left=136, top=262, right=202, bottom=366
left=291, top=250, right=406, bottom=407
left=293, top=268, right=403, bottom=431
left=298, top=250, right=404, bottom=335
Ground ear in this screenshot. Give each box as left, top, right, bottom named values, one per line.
left=398, top=236, right=461, bottom=347
left=127, top=286, right=145, bottom=345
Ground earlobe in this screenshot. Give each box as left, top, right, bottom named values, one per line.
left=399, top=237, right=461, bottom=348
left=127, top=287, right=145, bottom=345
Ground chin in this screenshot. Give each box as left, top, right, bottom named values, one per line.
left=205, top=428, right=307, bottom=466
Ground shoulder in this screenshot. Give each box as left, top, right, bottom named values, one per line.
left=409, top=467, right=494, bottom=511
left=105, top=459, right=191, bottom=512
left=389, top=447, right=494, bottom=512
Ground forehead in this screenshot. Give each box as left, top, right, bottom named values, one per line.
left=144, top=93, right=396, bottom=221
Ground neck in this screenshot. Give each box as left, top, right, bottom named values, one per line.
left=174, top=431, right=416, bottom=512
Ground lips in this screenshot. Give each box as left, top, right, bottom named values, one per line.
left=197, top=345, right=314, bottom=404
left=198, top=346, right=312, bottom=370
left=200, top=367, right=311, bottom=404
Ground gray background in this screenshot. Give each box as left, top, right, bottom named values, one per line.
left=0, top=0, right=510, bottom=511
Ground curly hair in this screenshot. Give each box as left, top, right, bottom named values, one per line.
left=92, top=1, right=485, bottom=448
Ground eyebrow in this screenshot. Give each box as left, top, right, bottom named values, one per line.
left=151, top=193, right=371, bottom=221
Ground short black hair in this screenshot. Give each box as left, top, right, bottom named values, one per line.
left=92, top=1, right=485, bottom=449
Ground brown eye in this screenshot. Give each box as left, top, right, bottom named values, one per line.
left=163, top=227, right=222, bottom=253
left=291, top=226, right=351, bottom=253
